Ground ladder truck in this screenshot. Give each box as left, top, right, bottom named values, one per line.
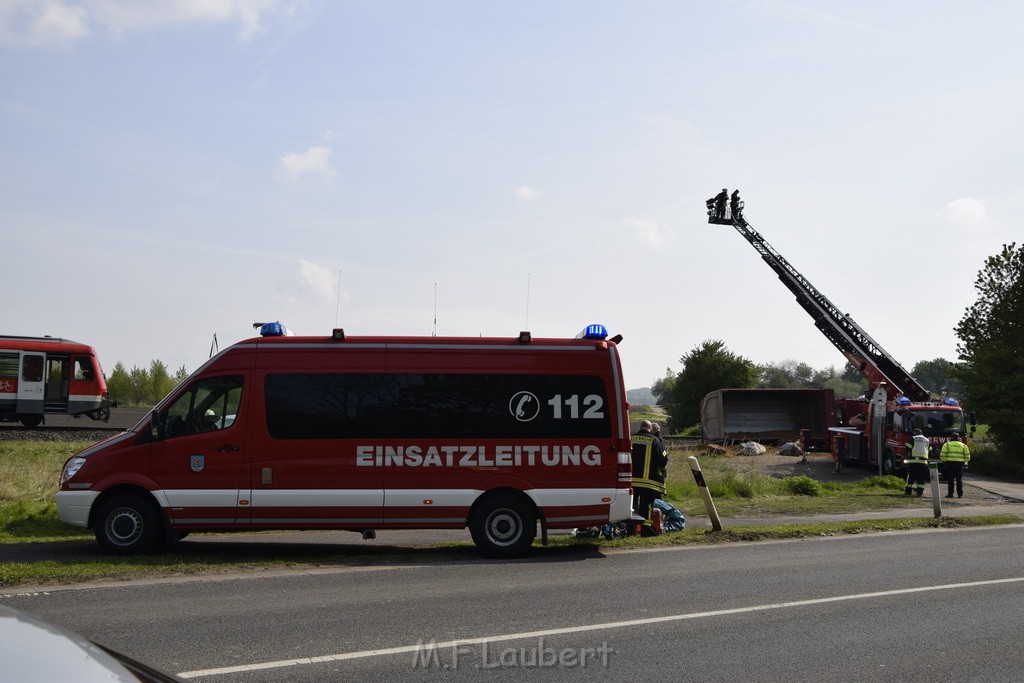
left=707, top=191, right=972, bottom=475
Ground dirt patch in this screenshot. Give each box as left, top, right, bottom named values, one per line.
left=712, top=451, right=865, bottom=485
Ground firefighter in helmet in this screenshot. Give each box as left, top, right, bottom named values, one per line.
left=631, top=420, right=668, bottom=537
left=904, top=428, right=930, bottom=496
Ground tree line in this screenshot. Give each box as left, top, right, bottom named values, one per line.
left=653, top=242, right=1024, bottom=463
left=652, top=345, right=961, bottom=432
left=105, top=360, right=188, bottom=407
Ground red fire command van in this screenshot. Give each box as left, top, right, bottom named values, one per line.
left=0, top=335, right=110, bottom=428
left=57, top=324, right=633, bottom=557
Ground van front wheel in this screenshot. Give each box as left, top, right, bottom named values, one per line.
left=470, top=494, right=536, bottom=558
left=95, top=495, right=162, bottom=554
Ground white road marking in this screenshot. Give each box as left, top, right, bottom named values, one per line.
left=177, top=576, right=1024, bottom=678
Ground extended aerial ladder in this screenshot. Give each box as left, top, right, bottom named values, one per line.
left=707, top=191, right=931, bottom=402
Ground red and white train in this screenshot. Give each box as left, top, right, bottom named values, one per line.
left=0, top=335, right=111, bottom=428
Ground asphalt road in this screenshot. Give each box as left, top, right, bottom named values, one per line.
left=5, top=524, right=1024, bottom=681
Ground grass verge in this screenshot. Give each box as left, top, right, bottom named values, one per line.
left=3, top=516, right=1019, bottom=590
left=3, top=440, right=1022, bottom=589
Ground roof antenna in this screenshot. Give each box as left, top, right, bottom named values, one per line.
left=524, top=272, right=531, bottom=330
left=433, top=282, right=438, bottom=337
left=209, top=333, right=219, bottom=358
left=335, top=269, right=343, bottom=327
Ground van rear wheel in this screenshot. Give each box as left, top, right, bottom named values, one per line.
left=95, top=494, right=162, bottom=554
left=470, top=494, right=536, bottom=558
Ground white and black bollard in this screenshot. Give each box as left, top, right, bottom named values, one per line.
left=929, top=461, right=942, bottom=519
left=688, top=455, right=723, bottom=531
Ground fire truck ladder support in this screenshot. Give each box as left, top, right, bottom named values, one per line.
left=709, top=203, right=930, bottom=402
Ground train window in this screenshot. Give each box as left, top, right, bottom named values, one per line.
left=73, top=357, right=94, bottom=381
left=22, top=355, right=43, bottom=383
left=0, top=353, right=17, bottom=379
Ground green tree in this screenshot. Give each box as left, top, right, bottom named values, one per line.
left=174, top=365, right=189, bottom=384
left=758, top=359, right=814, bottom=388
left=148, top=360, right=175, bottom=403
left=661, top=340, right=758, bottom=432
left=816, top=364, right=866, bottom=399
left=911, top=358, right=963, bottom=399
left=954, top=243, right=1024, bottom=456
left=127, top=365, right=150, bottom=406
left=651, top=367, right=675, bottom=405
left=105, top=362, right=132, bottom=405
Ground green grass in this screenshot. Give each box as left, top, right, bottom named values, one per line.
left=662, top=451, right=915, bottom=517
left=3, top=439, right=1022, bottom=589
left=0, top=440, right=96, bottom=543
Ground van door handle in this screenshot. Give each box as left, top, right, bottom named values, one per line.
left=218, top=444, right=241, bottom=452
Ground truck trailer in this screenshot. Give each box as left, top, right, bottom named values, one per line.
left=701, top=388, right=836, bottom=451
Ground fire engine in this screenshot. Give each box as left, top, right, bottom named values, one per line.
left=0, top=335, right=111, bottom=428
left=708, top=192, right=972, bottom=475
left=57, top=323, right=633, bottom=558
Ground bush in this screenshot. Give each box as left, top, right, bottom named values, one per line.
left=859, top=475, right=906, bottom=491
left=969, top=445, right=1024, bottom=482
left=783, top=476, right=822, bottom=496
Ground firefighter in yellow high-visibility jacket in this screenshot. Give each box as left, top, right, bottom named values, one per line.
left=631, top=420, right=668, bottom=537
left=939, top=432, right=971, bottom=499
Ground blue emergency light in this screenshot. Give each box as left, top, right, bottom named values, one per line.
left=896, top=397, right=912, bottom=406
left=943, top=397, right=960, bottom=406
left=260, top=322, right=286, bottom=337
left=577, top=324, right=608, bottom=340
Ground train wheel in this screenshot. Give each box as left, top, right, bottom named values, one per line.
left=469, top=494, right=536, bottom=558
left=95, top=495, right=163, bottom=555
left=19, top=415, right=42, bottom=428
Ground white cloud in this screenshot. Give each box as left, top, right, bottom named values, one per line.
left=0, top=0, right=294, bottom=48
left=276, top=145, right=337, bottom=182
left=515, top=185, right=542, bottom=202
left=297, top=259, right=337, bottom=303
left=0, top=0, right=90, bottom=48
left=625, top=217, right=674, bottom=248
left=936, top=198, right=988, bottom=227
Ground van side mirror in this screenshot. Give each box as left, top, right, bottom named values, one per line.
left=151, top=410, right=164, bottom=440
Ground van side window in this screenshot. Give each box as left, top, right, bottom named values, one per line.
left=265, top=373, right=610, bottom=440
left=162, top=375, right=243, bottom=438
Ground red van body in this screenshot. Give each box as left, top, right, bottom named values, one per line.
left=57, top=328, right=633, bottom=557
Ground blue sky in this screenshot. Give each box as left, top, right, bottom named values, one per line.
left=2, top=1, right=1020, bottom=391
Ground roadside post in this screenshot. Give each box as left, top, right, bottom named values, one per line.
left=929, top=461, right=942, bottom=518
left=687, top=455, right=723, bottom=531
left=872, top=385, right=888, bottom=475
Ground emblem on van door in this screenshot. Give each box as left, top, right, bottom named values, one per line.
left=190, top=455, right=205, bottom=473
left=509, top=391, right=539, bottom=422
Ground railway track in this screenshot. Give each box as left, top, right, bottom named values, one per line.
left=0, top=408, right=150, bottom=440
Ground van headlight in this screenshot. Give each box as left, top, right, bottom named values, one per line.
left=61, top=457, right=87, bottom=484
